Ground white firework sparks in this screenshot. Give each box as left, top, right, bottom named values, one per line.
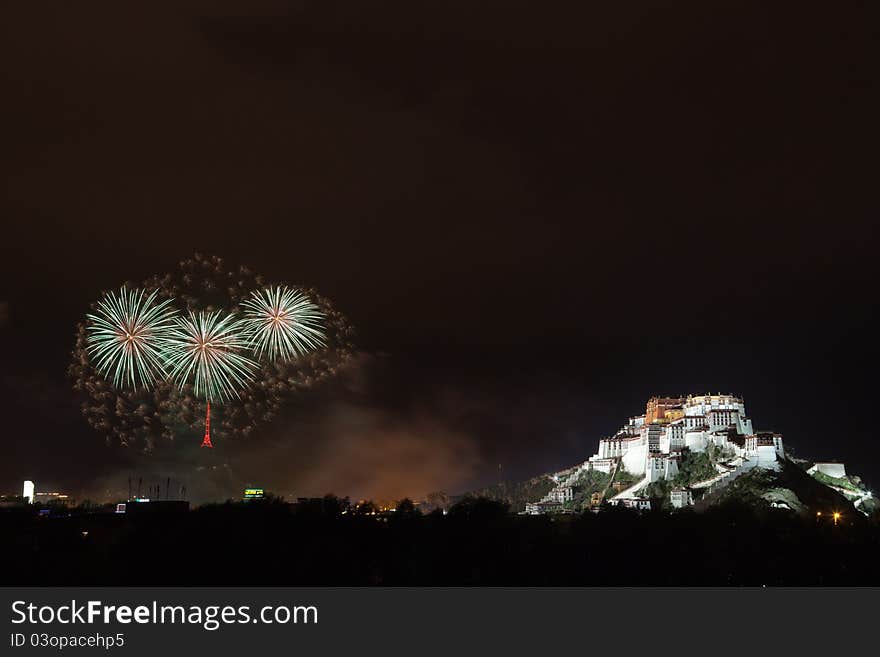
left=85, top=287, right=177, bottom=390
left=162, top=310, right=258, bottom=402
left=240, top=285, right=326, bottom=362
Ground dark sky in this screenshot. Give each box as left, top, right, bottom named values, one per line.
left=1, top=1, right=877, bottom=501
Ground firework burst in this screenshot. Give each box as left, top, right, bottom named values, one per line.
left=85, top=287, right=177, bottom=390
left=71, top=254, right=356, bottom=448
left=241, top=285, right=326, bottom=362
left=163, top=310, right=257, bottom=403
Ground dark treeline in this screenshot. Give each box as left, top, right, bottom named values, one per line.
left=3, top=497, right=879, bottom=585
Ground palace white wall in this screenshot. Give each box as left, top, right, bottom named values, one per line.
left=622, top=440, right=648, bottom=476
left=685, top=430, right=707, bottom=452
left=670, top=489, right=693, bottom=509
left=808, top=462, right=846, bottom=479
left=755, top=444, right=781, bottom=470
left=645, top=457, right=664, bottom=483
left=589, top=458, right=614, bottom=474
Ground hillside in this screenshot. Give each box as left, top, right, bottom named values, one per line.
left=471, top=452, right=875, bottom=519
left=563, top=468, right=615, bottom=510
left=470, top=475, right=555, bottom=512
left=694, top=459, right=858, bottom=516
left=467, top=394, right=875, bottom=519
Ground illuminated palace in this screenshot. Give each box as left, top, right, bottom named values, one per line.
left=525, top=394, right=785, bottom=513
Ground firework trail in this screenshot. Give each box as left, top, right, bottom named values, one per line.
left=163, top=310, right=257, bottom=403
left=85, top=287, right=177, bottom=390
left=241, top=285, right=326, bottom=362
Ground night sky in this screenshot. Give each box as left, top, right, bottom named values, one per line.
left=1, top=1, right=877, bottom=502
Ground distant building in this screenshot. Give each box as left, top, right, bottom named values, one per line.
left=23, top=480, right=34, bottom=504
left=525, top=483, right=576, bottom=513
left=610, top=498, right=651, bottom=511
left=545, top=486, right=573, bottom=504
left=0, top=495, right=28, bottom=508
left=524, top=501, right=562, bottom=515
left=124, top=500, right=189, bottom=514
left=34, top=492, right=73, bottom=507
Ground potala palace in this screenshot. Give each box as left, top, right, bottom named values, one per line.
left=526, top=394, right=793, bottom=513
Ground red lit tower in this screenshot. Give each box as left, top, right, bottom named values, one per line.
left=200, top=402, right=213, bottom=448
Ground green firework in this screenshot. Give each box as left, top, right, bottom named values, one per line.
left=240, top=285, right=326, bottom=362
left=85, top=287, right=177, bottom=390
left=162, top=310, right=257, bottom=402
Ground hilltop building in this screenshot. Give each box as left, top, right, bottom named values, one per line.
left=529, top=394, right=787, bottom=512
left=589, top=394, right=781, bottom=480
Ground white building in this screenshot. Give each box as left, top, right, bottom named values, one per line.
left=545, top=486, right=574, bottom=504
left=525, top=394, right=786, bottom=514
left=807, top=462, right=846, bottom=479
left=670, top=488, right=693, bottom=509
left=660, top=423, right=686, bottom=453
left=587, top=458, right=615, bottom=474
left=743, top=432, right=784, bottom=469
left=22, top=480, right=34, bottom=504
left=646, top=453, right=680, bottom=483
left=524, top=500, right=562, bottom=515
left=611, top=498, right=651, bottom=510
left=591, top=395, right=782, bottom=481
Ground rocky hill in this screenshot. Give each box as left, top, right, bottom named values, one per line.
left=470, top=452, right=875, bottom=518
left=467, top=393, right=875, bottom=518
left=694, top=459, right=855, bottom=514
left=469, top=475, right=555, bottom=513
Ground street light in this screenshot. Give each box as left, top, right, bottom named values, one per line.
left=833, top=512, right=841, bottom=526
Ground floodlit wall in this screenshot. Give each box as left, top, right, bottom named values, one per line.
left=755, top=445, right=780, bottom=470
left=599, top=439, right=625, bottom=459
left=589, top=458, right=614, bottom=474
left=646, top=457, right=664, bottom=483
left=774, top=435, right=785, bottom=459
left=685, top=430, right=707, bottom=452
left=670, top=490, right=693, bottom=508
left=622, top=439, right=648, bottom=476
left=707, top=409, right=738, bottom=432
left=810, top=462, right=846, bottom=479
left=668, top=424, right=686, bottom=451
left=659, top=432, right=670, bottom=453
